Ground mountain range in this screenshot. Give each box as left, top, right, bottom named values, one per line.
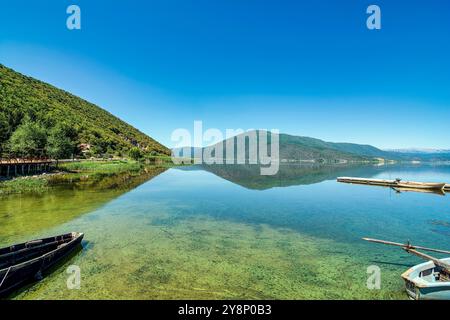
left=173, top=132, right=450, bottom=163
left=385, top=148, right=450, bottom=154
left=2, top=64, right=448, bottom=163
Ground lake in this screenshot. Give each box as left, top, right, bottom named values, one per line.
left=1, top=164, right=450, bottom=299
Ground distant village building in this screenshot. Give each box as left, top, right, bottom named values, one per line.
left=78, top=143, right=91, bottom=154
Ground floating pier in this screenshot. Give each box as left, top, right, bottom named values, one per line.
left=337, top=177, right=450, bottom=192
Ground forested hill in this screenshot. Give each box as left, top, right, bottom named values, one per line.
left=193, top=131, right=373, bottom=163
left=0, top=64, right=170, bottom=158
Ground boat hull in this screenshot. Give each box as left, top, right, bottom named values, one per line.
left=402, top=258, right=450, bottom=300
left=338, top=177, right=447, bottom=191
left=396, top=182, right=446, bottom=190
left=405, top=284, right=450, bottom=300
left=0, top=232, right=84, bottom=297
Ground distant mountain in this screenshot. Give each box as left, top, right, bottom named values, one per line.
left=277, top=133, right=389, bottom=161
left=386, top=148, right=450, bottom=154
left=382, top=148, right=450, bottom=162
left=172, top=131, right=385, bottom=163
left=273, top=135, right=450, bottom=162
left=172, top=131, right=450, bottom=163
left=0, top=64, right=170, bottom=157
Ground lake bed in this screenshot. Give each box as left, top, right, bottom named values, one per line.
left=2, top=164, right=450, bottom=299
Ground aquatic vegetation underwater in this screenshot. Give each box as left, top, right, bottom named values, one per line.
left=12, top=216, right=405, bottom=300
left=0, top=177, right=49, bottom=194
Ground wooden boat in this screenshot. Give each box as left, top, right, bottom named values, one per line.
left=338, top=177, right=447, bottom=191
left=396, top=181, right=446, bottom=190
left=363, top=237, right=450, bottom=300
left=402, top=258, right=450, bottom=300
left=0, top=232, right=84, bottom=297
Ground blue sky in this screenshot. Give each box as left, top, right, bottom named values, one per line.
left=1, top=0, right=449, bottom=148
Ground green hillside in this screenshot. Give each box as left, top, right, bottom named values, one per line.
left=176, top=130, right=450, bottom=163
left=196, top=131, right=373, bottom=163
left=0, top=64, right=170, bottom=158
left=278, top=134, right=389, bottom=160
left=277, top=134, right=371, bottom=162
left=276, top=134, right=450, bottom=162
left=174, top=132, right=449, bottom=163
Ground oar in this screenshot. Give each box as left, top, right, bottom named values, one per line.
left=404, top=248, right=450, bottom=273
left=362, top=237, right=450, bottom=255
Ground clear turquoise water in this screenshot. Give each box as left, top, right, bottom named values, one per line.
left=1, top=164, right=450, bottom=299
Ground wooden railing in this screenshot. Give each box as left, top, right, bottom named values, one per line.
left=0, top=157, right=52, bottom=165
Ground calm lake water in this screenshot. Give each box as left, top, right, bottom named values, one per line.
left=1, top=164, right=450, bottom=299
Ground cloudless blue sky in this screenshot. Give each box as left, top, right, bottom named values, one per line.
left=1, top=0, right=449, bottom=148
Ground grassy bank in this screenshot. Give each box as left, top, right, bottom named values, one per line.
left=0, top=159, right=172, bottom=195
left=0, top=177, right=50, bottom=194
left=59, top=160, right=143, bottom=175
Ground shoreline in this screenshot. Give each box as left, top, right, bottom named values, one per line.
left=0, top=159, right=175, bottom=195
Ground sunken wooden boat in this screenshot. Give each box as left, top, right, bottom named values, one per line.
left=338, top=177, right=447, bottom=192
left=0, top=232, right=84, bottom=297
left=363, top=237, right=450, bottom=300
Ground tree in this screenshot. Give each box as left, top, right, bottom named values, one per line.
left=8, top=120, right=47, bottom=157
left=129, top=147, right=142, bottom=161
left=47, top=124, right=76, bottom=160
left=0, top=112, right=9, bottom=155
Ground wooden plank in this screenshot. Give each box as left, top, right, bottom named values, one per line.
left=0, top=159, right=51, bottom=166
left=405, top=248, right=450, bottom=274
left=363, top=237, right=450, bottom=255
left=363, top=237, right=450, bottom=275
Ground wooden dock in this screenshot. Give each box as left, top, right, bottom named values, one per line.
left=337, top=177, right=450, bottom=192
left=0, top=158, right=53, bottom=177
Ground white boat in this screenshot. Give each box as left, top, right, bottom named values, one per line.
left=363, top=238, right=450, bottom=300
left=402, top=258, right=450, bottom=300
